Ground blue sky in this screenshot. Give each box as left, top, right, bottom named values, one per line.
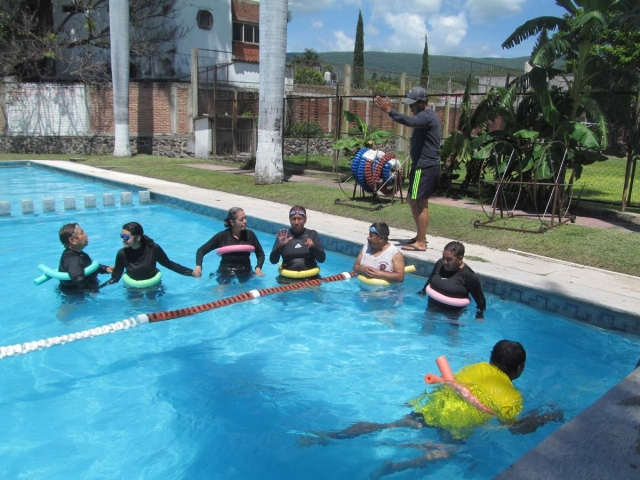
left=286, top=0, right=568, bottom=58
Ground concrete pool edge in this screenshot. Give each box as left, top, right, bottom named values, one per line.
left=6, top=159, right=640, bottom=477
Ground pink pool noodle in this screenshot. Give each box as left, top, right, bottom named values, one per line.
left=436, top=355, right=455, bottom=382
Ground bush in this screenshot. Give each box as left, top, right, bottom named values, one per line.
left=287, top=121, right=325, bottom=137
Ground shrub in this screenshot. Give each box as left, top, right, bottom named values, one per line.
left=287, top=121, right=325, bottom=137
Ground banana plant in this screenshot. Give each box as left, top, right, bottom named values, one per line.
left=333, top=110, right=394, bottom=157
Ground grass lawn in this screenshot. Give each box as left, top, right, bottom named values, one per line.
left=2, top=154, right=638, bottom=276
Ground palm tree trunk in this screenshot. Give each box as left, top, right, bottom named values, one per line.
left=254, top=0, right=287, bottom=184
left=109, top=0, right=131, bottom=157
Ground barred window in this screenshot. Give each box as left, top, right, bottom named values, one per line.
left=233, top=22, right=259, bottom=44
left=197, top=10, right=213, bottom=30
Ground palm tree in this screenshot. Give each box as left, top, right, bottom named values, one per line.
left=255, top=0, right=288, bottom=184
left=109, top=0, right=131, bottom=157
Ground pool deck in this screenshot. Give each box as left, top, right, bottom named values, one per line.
left=26, top=160, right=640, bottom=478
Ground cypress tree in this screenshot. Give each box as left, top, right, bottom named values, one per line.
left=420, top=33, right=430, bottom=88
left=353, top=10, right=365, bottom=89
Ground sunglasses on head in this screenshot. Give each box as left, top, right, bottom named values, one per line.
left=120, top=234, right=132, bottom=240
left=289, top=209, right=306, bottom=217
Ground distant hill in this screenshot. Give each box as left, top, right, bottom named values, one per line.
left=287, top=51, right=529, bottom=78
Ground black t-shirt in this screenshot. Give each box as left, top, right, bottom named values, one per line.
left=111, top=241, right=192, bottom=282
left=388, top=107, right=441, bottom=168
left=269, top=228, right=326, bottom=271
left=58, top=248, right=108, bottom=292
left=195, top=229, right=265, bottom=272
left=427, top=258, right=486, bottom=311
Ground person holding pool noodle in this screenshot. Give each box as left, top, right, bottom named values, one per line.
left=353, top=222, right=405, bottom=284
left=107, top=222, right=195, bottom=286
left=193, top=207, right=265, bottom=284
left=57, top=223, right=113, bottom=293
left=270, top=205, right=326, bottom=283
left=298, top=340, right=563, bottom=479
left=418, top=241, right=486, bottom=319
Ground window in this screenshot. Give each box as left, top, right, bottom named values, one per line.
left=197, top=10, right=213, bottom=30
left=233, top=22, right=259, bottom=44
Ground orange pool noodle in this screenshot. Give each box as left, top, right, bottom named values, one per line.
left=436, top=355, right=455, bottom=382
left=424, top=373, right=444, bottom=384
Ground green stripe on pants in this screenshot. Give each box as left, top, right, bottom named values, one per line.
left=411, top=169, right=422, bottom=199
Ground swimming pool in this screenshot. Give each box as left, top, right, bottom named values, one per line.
left=1, top=164, right=639, bottom=479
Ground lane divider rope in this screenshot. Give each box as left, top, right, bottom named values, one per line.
left=0, top=271, right=355, bottom=360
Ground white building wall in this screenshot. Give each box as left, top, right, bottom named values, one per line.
left=172, top=0, right=233, bottom=80
left=4, top=84, right=89, bottom=136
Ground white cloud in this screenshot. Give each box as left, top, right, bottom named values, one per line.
left=426, top=13, right=468, bottom=55
left=464, top=0, right=526, bottom=23
left=311, top=19, right=324, bottom=28
left=371, top=0, right=441, bottom=17
left=322, top=30, right=355, bottom=52
left=362, top=0, right=443, bottom=53
left=289, top=0, right=338, bottom=14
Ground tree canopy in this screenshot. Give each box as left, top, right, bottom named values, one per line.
left=0, top=0, right=187, bottom=80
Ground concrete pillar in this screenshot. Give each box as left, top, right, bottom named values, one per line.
left=84, top=194, right=97, bottom=208
left=43, top=198, right=55, bottom=212
left=103, top=193, right=115, bottom=207
left=22, top=199, right=34, bottom=215
left=120, top=192, right=132, bottom=205
left=64, top=196, right=76, bottom=210
left=139, top=191, right=151, bottom=204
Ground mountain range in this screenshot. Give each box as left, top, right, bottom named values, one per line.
left=287, top=51, right=530, bottom=78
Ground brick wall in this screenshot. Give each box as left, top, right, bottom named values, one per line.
left=89, top=82, right=191, bottom=135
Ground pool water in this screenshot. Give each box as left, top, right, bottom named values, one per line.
left=1, top=165, right=638, bottom=479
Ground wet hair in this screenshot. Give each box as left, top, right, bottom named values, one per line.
left=59, top=223, right=79, bottom=247
left=224, top=207, right=244, bottom=228
left=289, top=205, right=307, bottom=217
left=369, top=222, right=390, bottom=238
left=122, top=221, right=154, bottom=247
left=490, top=340, right=526, bottom=379
left=444, top=241, right=465, bottom=259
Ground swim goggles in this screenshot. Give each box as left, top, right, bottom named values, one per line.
left=120, top=234, right=132, bottom=240
left=289, top=209, right=306, bottom=217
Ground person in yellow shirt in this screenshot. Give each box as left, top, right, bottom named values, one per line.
left=299, top=340, right=563, bottom=479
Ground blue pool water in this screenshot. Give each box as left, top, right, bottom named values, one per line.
left=1, top=164, right=638, bottom=479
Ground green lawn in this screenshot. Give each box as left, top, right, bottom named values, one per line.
left=2, top=154, right=638, bottom=276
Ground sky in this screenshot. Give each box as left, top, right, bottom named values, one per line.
left=286, top=0, right=568, bottom=58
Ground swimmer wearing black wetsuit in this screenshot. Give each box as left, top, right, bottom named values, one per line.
left=108, top=222, right=193, bottom=285
left=193, top=207, right=265, bottom=285
left=419, top=241, right=486, bottom=318
left=270, top=206, right=325, bottom=282
left=57, top=223, right=112, bottom=293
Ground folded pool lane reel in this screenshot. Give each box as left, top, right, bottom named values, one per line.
left=335, top=147, right=406, bottom=210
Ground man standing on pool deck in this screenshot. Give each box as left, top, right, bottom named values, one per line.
left=375, top=87, right=440, bottom=252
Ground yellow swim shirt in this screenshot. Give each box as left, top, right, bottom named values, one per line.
left=410, top=362, right=523, bottom=439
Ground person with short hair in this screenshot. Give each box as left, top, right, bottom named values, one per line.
left=299, top=340, right=563, bottom=479
left=270, top=206, right=326, bottom=282
left=57, top=223, right=113, bottom=293
left=375, top=86, right=441, bottom=252
left=194, top=207, right=265, bottom=284
left=108, top=222, right=194, bottom=284
left=418, top=241, right=486, bottom=319
left=353, top=222, right=405, bottom=283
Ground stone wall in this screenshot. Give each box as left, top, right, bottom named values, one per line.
left=283, top=137, right=398, bottom=157
left=0, top=135, right=195, bottom=157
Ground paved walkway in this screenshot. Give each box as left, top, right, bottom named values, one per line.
left=34, top=160, right=640, bottom=480
left=183, top=163, right=640, bottom=232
